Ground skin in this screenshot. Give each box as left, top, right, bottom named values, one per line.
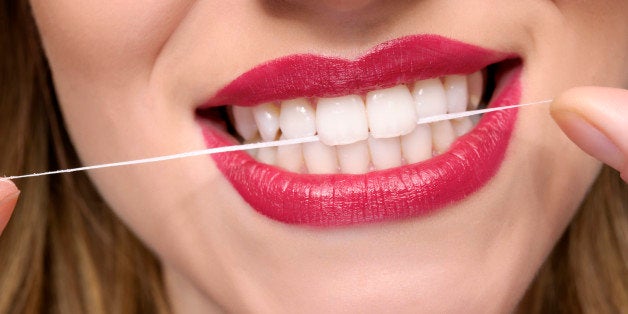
left=1, top=0, right=626, bottom=312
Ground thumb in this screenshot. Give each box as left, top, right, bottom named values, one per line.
left=0, top=180, right=20, bottom=236
left=550, top=87, right=628, bottom=182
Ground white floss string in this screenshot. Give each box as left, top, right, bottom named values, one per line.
left=1, top=99, right=552, bottom=181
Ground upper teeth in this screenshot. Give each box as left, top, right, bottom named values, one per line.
left=444, top=75, right=469, bottom=114
left=279, top=98, right=316, bottom=139
left=252, top=102, right=280, bottom=141
left=230, top=72, right=484, bottom=174
left=467, top=71, right=484, bottom=110
left=366, top=85, right=417, bottom=139
left=316, top=95, right=369, bottom=146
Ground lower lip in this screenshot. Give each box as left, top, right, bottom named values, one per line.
left=201, top=69, right=521, bottom=227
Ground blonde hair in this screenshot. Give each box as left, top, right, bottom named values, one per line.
left=519, top=166, right=628, bottom=313
left=0, top=1, right=626, bottom=313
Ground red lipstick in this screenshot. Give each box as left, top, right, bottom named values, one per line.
left=205, top=35, right=510, bottom=107
left=200, top=35, right=521, bottom=227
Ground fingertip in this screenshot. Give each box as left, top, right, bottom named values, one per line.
left=0, top=182, right=19, bottom=236
left=550, top=86, right=628, bottom=175
left=0, top=179, right=19, bottom=200
left=550, top=86, right=611, bottom=117
left=551, top=86, right=628, bottom=114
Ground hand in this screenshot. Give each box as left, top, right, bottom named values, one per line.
left=551, top=87, right=628, bottom=182
left=0, top=180, right=20, bottom=237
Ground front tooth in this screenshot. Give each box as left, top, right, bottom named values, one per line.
left=336, top=141, right=370, bottom=174
left=366, top=85, right=417, bottom=138
left=257, top=147, right=277, bottom=165
left=316, top=95, right=369, bottom=146
left=252, top=102, right=280, bottom=141
left=467, top=71, right=484, bottom=110
left=452, top=117, right=474, bottom=137
left=279, top=98, right=316, bottom=139
left=412, top=79, right=448, bottom=118
left=401, top=124, right=432, bottom=163
left=276, top=136, right=304, bottom=173
left=444, top=75, right=468, bottom=114
left=303, top=141, right=339, bottom=174
left=232, top=106, right=258, bottom=141
left=431, top=121, right=456, bottom=154
left=368, top=136, right=402, bottom=170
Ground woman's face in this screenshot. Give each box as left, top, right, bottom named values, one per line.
left=29, top=1, right=628, bottom=312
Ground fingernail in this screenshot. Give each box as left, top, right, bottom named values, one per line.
left=556, top=112, right=624, bottom=170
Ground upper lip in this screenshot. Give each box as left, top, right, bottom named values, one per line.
left=199, top=34, right=522, bottom=227
left=200, top=34, right=511, bottom=108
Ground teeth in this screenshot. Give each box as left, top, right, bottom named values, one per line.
left=412, top=78, right=448, bottom=118
left=337, top=141, right=370, bottom=174
left=252, top=103, right=280, bottom=141
left=316, top=95, right=369, bottom=146
left=276, top=136, right=304, bottom=173
left=303, top=141, right=339, bottom=174
left=452, top=117, right=474, bottom=137
left=257, top=147, right=277, bottom=165
left=368, top=136, right=402, bottom=170
left=244, top=137, right=260, bottom=158
left=229, top=71, right=486, bottom=174
left=444, top=75, right=468, bottom=114
left=279, top=98, right=316, bottom=139
left=232, top=106, right=258, bottom=141
left=401, top=124, right=432, bottom=163
left=366, top=85, right=417, bottom=138
left=467, top=71, right=484, bottom=110
left=431, top=121, right=457, bottom=154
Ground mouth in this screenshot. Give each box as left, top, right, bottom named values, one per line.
left=197, top=34, right=522, bottom=227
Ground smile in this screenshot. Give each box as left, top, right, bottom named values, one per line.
left=197, top=34, right=522, bottom=227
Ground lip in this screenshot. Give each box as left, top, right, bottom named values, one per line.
left=200, top=34, right=521, bottom=227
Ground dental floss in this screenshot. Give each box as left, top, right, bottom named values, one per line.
left=415, top=99, right=552, bottom=124
left=1, top=99, right=552, bottom=181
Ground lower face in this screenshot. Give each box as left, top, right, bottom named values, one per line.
left=30, top=1, right=628, bottom=312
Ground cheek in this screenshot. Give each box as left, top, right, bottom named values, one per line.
left=28, top=0, right=222, bottom=262
left=554, top=0, right=628, bottom=86
left=29, top=0, right=194, bottom=84
left=28, top=0, right=198, bottom=166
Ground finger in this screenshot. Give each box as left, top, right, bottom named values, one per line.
left=0, top=179, right=20, bottom=236
left=550, top=86, right=628, bottom=182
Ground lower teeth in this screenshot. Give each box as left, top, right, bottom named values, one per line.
left=241, top=115, right=481, bottom=174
